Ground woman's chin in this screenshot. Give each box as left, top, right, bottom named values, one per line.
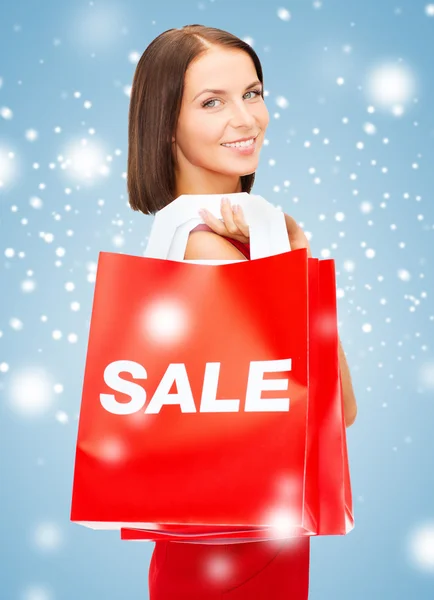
left=222, top=158, right=259, bottom=177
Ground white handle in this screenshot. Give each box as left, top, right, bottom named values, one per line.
left=144, top=193, right=291, bottom=263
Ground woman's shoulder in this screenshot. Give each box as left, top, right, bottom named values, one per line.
left=184, top=224, right=250, bottom=260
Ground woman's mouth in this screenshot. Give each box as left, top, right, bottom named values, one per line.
left=220, top=134, right=259, bottom=156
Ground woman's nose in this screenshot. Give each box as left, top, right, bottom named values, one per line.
left=230, top=102, right=257, bottom=127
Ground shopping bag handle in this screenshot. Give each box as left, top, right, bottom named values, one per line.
left=144, top=193, right=291, bottom=262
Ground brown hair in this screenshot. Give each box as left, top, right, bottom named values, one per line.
left=127, top=24, right=265, bottom=215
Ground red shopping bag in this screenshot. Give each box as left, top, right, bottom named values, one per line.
left=119, top=254, right=353, bottom=544
left=70, top=193, right=353, bottom=542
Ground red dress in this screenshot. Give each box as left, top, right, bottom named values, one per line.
left=148, top=223, right=310, bottom=599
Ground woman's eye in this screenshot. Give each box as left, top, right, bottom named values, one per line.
left=246, top=89, right=262, bottom=99
left=202, top=89, right=262, bottom=109
left=202, top=98, right=220, bottom=109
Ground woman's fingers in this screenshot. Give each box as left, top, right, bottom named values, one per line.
left=232, top=204, right=249, bottom=238
left=198, top=198, right=250, bottom=242
left=220, top=197, right=238, bottom=234
left=222, top=199, right=249, bottom=237
left=199, top=206, right=226, bottom=235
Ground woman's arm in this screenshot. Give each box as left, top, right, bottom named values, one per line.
left=282, top=212, right=358, bottom=427
left=338, top=337, right=358, bottom=427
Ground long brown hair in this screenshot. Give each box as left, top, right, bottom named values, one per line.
left=127, top=24, right=265, bottom=215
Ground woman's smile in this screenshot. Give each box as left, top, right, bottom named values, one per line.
left=220, top=133, right=259, bottom=155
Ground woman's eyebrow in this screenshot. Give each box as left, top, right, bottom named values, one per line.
left=192, top=80, right=262, bottom=102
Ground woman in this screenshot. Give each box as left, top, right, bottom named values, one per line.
left=127, top=24, right=357, bottom=600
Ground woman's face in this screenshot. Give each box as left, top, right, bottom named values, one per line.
left=172, top=47, right=269, bottom=193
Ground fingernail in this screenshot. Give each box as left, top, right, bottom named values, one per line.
left=198, top=209, right=207, bottom=219
left=233, top=204, right=239, bottom=213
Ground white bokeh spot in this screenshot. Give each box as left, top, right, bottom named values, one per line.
left=32, top=522, right=63, bottom=552
left=142, top=298, right=190, bottom=345
left=69, top=3, right=125, bottom=53
left=0, top=145, right=18, bottom=190
left=262, top=504, right=301, bottom=539
left=203, top=552, right=236, bottom=584
left=21, top=584, right=53, bottom=600
left=62, top=139, right=108, bottom=184
left=418, top=362, right=434, bottom=391
left=366, top=63, right=416, bottom=110
left=408, top=522, right=434, bottom=572
left=98, top=437, right=126, bottom=463
left=398, top=269, right=411, bottom=282
left=277, top=7, right=291, bottom=21
left=8, top=367, right=54, bottom=417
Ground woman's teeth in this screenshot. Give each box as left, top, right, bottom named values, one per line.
left=222, top=137, right=255, bottom=148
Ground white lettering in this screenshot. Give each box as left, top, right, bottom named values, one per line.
left=145, top=363, right=196, bottom=414
left=99, top=358, right=292, bottom=415
left=100, top=360, right=147, bottom=415
left=200, top=363, right=240, bottom=412
left=245, top=359, right=291, bottom=412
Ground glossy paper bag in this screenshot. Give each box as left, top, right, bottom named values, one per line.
left=70, top=193, right=353, bottom=543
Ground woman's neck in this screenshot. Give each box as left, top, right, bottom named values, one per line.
left=173, top=171, right=243, bottom=198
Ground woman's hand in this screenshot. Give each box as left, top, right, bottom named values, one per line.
left=198, top=197, right=250, bottom=245
left=198, top=197, right=312, bottom=258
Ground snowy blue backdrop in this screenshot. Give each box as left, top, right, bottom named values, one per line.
left=1, top=0, right=434, bottom=598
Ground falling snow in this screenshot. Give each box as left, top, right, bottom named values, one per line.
left=21, top=585, right=53, bottom=600
left=277, top=7, right=291, bottom=21
left=32, top=522, right=63, bottom=552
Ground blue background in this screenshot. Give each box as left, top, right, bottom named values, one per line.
left=1, top=0, right=434, bottom=598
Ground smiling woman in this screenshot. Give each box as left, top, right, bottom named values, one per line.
left=127, top=25, right=269, bottom=215
left=127, top=23, right=310, bottom=600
